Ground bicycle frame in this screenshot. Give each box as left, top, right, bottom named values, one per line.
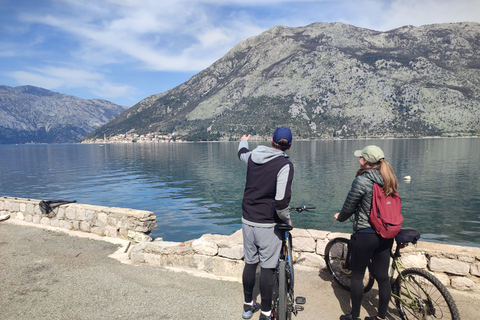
left=390, top=243, right=434, bottom=313
left=389, top=244, right=413, bottom=303
left=272, top=206, right=314, bottom=319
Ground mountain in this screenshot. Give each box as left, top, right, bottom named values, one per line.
left=0, top=85, right=127, bottom=144
left=85, top=22, right=480, bottom=142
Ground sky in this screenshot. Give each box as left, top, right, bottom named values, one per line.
left=1, top=0, right=479, bottom=107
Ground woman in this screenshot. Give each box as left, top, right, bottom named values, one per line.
left=334, top=145, right=398, bottom=320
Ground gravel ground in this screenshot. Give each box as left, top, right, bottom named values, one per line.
left=1, top=220, right=477, bottom=320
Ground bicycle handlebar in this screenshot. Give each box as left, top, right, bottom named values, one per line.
left=290, top=205, right=316, bottom=212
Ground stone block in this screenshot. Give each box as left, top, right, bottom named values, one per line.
left=218, top=245, right=244, bottom=260
left=26, top=203, right=35, bottom=214
left=107, top=215, right=118, bottom=227
left=105, top=225, right=119, bottom=238
left=451, top=276, right=477, bottom=291
left=65, top=207, right=76, bottom=220
left=291, top=228, right=311, bottom=238
left=76, top=208, right=86, bottom=220
left=307, top=229, right=330, bottom=240
left=118, top=228, right=128, bottom=239
left=98, top=212, right=108, bottom=225
left=144, top=241, right=187, bottom=255
left=50, top=218, right=60, bottom=227
left=59, top=220, right=73, bottom=230
left=199, top=255, right=243, bottom=277
left=458, top=255, right=475, bottom=263
left=9, top=202, right=20, bottom=212
left=470, top=262, right=480, bottom=277
left=316, top=238, right=330, bottom=256
left=293, top=237, right=316, bottom=253
left=432, top=272, right=450, bottom=287
left=33, top=215, right=41, bottom=224
left=200, top=232, right=243, bottom=248
left=91, top=226, right=105, bottom=236
left=400, top=253, right=427, bottom=269
left=57, top=208, right=66, bottom=219
left=429, top=257, right=470, bottom=275
left=128, top=230, right=152, bottom=242
left=296, top=252, right=325, bottom=268
left=192, top=239, right=218, bottom=256
left=80, top=221, right=91, bottom=232
left=85, top=210, right=95, bottom=222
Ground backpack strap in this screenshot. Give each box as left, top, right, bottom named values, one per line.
left=354, top=179, right=378, bottom=232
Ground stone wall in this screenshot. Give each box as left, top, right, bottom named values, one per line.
left=129, top=228, right=480, bottom=292
left=3, top=196, right=479, bottom=292
left=0, top=196, right=156, bottom=243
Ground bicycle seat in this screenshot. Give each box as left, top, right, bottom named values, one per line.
left=275, top=223, right=293, bottom=231
left=395, top=229, right=420, bottom=245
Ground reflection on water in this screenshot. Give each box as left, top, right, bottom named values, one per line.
left=0, top=138, right=479, bottom=246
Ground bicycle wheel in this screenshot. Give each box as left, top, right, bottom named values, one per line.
left=276, top=260, right=292, bottom=320
left=324, top=237, right=374, bottom=293
left=394, top=268, right=460, bottom=320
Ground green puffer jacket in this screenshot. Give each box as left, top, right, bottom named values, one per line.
left=337, top=169, right=384, bottom=231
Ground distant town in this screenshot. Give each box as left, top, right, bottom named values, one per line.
left=81, top=132, right=187, bottom=144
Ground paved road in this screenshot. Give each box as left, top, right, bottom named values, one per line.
left=0, top=220, right=477, bottom=320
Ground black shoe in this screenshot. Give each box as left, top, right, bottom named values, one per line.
left=340, top=314, right=361, bottom=320
left=364, top=317, right=380, bottom=320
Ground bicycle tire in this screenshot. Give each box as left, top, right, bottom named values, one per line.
left=394, top=267, right=460, bottom=320
left=277, top=260, right=291, bottom=320
left=287, top=234, right=294, bottom=290
left=324, top=237, right=375, bottom=293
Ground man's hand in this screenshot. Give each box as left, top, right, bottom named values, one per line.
left=241, top=134, right=251, bottom=141
left=334, top=212, right=340, bottom=221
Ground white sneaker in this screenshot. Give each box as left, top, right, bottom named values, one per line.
left=0, top=214, right=11, bottom=221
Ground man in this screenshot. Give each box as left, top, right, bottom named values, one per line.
left=238, top=127, right=294, bottom=320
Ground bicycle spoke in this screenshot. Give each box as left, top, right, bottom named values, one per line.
left=395, top=268, right=460, bottom=320
left=325, top=238, right=374, bottom=292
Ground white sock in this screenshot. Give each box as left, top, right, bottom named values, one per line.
left=244, top=300, right=254, bottom=306
left=261, top=310, right=272, bottom=316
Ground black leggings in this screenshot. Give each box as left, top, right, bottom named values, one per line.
left=350, top=233, right=393, bottom=319
left=243, top=263, right=275, bottom=312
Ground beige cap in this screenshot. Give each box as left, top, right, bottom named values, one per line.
left=354, top=145, right=385, bottom=163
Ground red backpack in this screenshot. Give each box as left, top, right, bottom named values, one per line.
left=369, top=183, right=403, bottom=238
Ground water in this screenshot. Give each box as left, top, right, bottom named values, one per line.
left=0, top=138, right=479, bottom=247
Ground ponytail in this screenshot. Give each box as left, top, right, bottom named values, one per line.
left=379, top=159, right=398, bottom=197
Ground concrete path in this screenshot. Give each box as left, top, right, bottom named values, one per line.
left=0, top=220, right=477, bottom=320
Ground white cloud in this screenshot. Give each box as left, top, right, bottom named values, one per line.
left=3, top=0, right=480, bottom=106
left=10, top=66, right=133, bottom=100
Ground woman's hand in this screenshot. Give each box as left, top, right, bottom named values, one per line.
left=334, top=212, right=340, bottom=221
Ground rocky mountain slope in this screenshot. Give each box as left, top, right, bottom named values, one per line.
left=0, top=85, right=127, bottom=144
left=86, top=22, right=480, bottom=141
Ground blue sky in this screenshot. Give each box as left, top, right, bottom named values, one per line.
left=1, top=0, right=479, bottom=107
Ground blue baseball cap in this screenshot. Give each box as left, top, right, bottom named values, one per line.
left=272, top=127, right=292, bottom=146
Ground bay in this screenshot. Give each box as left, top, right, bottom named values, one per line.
left=0, top=138, right=479, bottom=247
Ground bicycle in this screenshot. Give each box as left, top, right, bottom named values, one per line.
left=324, top=228, right=461, bottom=320
left=271, top=205, right=316, bottom=320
